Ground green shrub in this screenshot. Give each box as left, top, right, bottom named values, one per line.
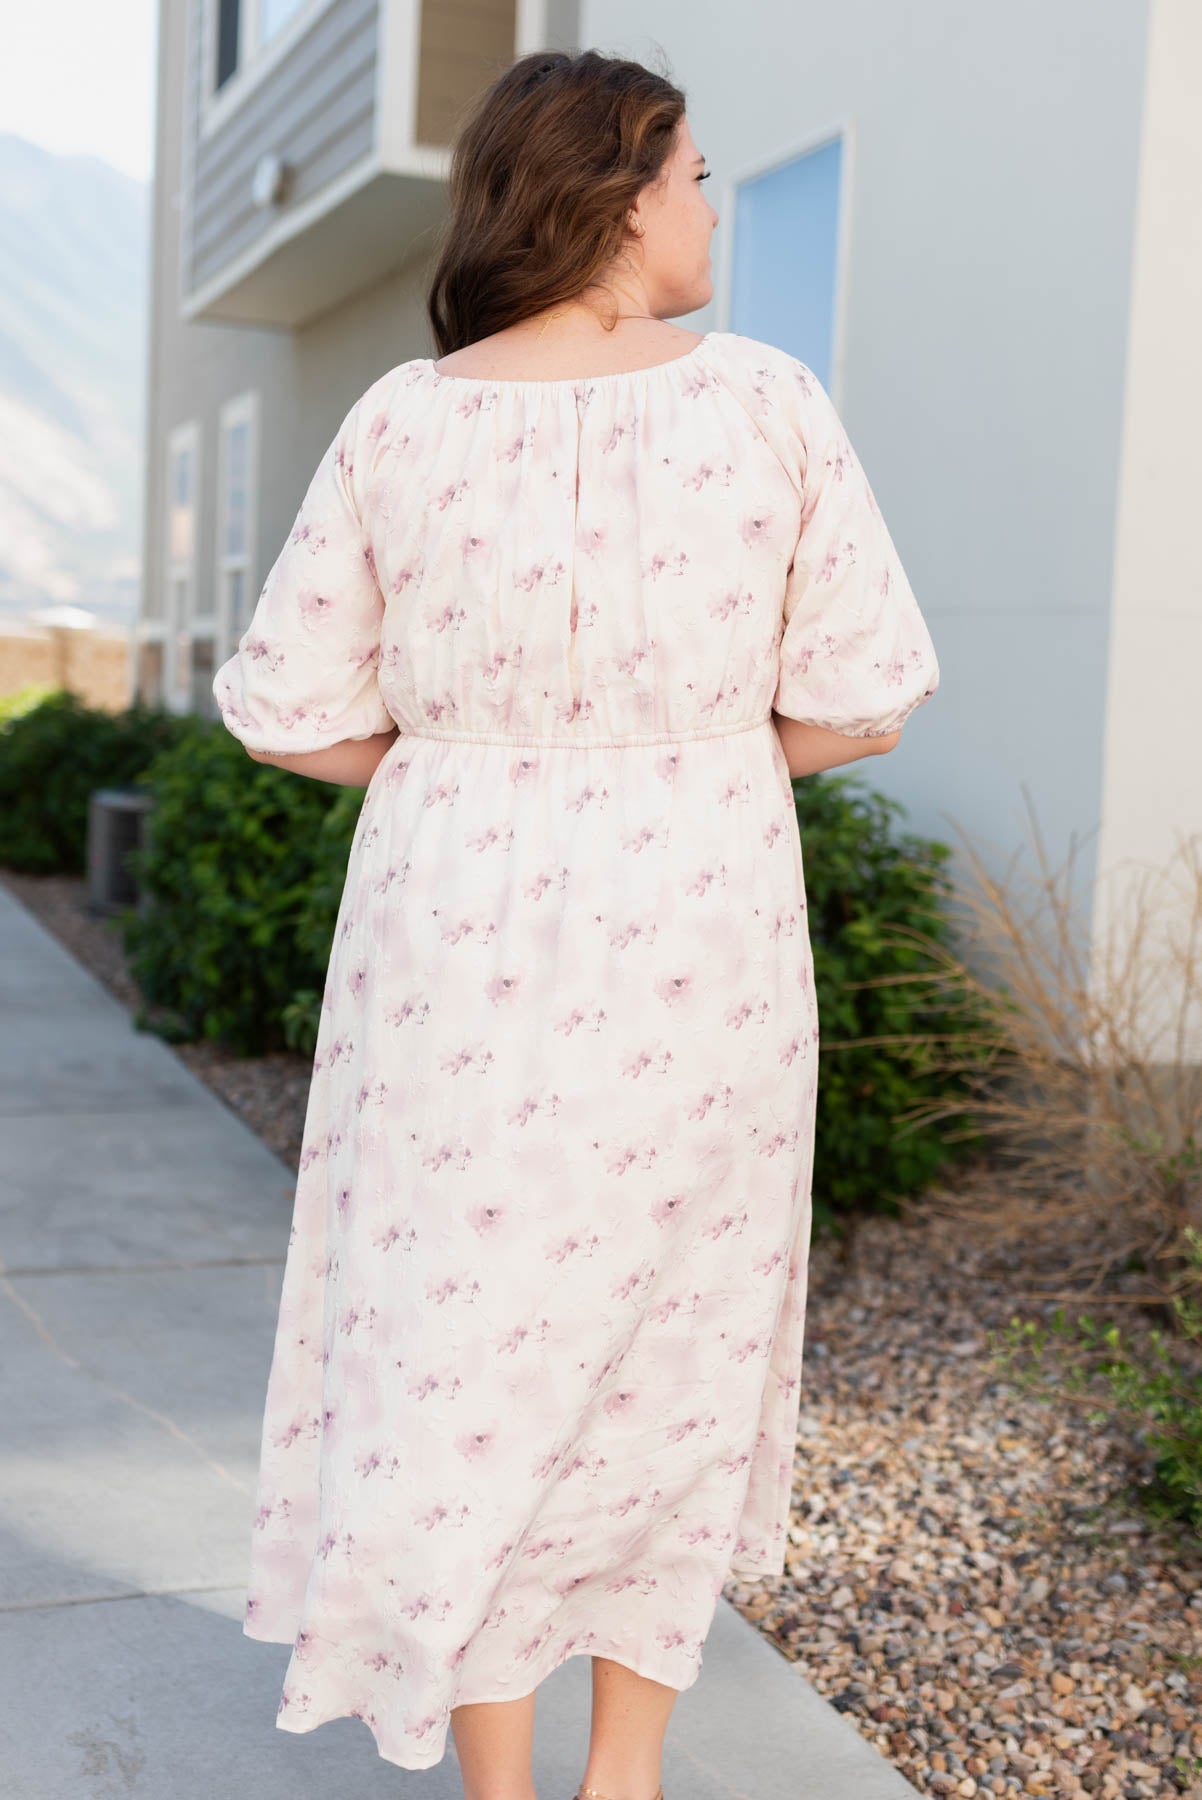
left=0, top=689, right=188, bottom=874
left=124, top=744, right=982, bottom=1201
left=794, top=769, right=987, bottom=1228
left=121, top=721, right=352, bottom=1055
left=280, top=785, right=365, bottom=1059
left=990, top=1226, right=1202, bottom=1537
left=0, top=681, right=60, bottom=725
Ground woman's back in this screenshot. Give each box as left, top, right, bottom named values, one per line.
left=215, top=330, right=938, bottom=753
left=211, top=326, right=940, bottom=1771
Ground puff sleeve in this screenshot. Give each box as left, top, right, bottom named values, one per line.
left=772, top=357, right=939, bottom=737
left=212, top=389, right=396, bottom=755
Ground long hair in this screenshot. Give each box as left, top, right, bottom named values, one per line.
left=425, top=49, right=687, bottom=357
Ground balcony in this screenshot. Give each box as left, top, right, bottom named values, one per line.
left=180, top=0, right=532, bottom=327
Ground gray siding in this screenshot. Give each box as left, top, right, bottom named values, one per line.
left=186, top=0, right=379, bottom=297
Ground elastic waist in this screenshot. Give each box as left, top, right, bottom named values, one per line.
left=391, top=713, right=773, bottom=749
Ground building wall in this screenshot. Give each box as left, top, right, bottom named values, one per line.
left=143, top=0, right=436, bottom=718
left=188, top=0, right=381, bottom=296
left=142, top=0, right=296, bottom=710
left=587, top=0, right=1152, bottom=919
left=142, top=0, right=583, bottom=717
left=0, top=630, right=132, bottom=712
left=1091, top=0, right=1202, bottom=1060
left=147, top=0, right=1179, bottom=950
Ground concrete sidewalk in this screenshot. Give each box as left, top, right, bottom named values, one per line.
left=0, top=879, right=921, bottom=1800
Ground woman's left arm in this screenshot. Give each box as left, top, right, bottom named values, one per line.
left=772, top=714, right=901, bottom=779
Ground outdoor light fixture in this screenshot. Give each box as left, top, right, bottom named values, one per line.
left=252, top=151, right=291, bottom=209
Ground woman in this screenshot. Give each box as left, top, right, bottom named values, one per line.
left=213, top=45, right=939, bottom=1800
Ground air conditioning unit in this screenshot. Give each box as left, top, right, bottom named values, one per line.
left=87, top=787, right=156, bottom=917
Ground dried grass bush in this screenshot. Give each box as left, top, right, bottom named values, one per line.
left=836, top=787, right=1202, bottom=1320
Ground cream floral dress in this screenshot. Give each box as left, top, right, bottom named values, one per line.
left=212, top=329, right=940, bottom=1770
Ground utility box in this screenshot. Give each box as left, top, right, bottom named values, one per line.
left=87, top=787, right=155, bottom=917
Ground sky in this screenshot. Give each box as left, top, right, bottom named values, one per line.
left=2, top=0, right=158, bottom=182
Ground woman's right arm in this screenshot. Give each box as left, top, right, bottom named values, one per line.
left=772, top=713, right=900, bottom=779
left=245, top=725, right=399, bottom=787
left=758, top=349, right=939, bottom=765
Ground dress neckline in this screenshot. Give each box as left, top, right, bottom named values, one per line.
left=424, top=332, right=716, bottom=390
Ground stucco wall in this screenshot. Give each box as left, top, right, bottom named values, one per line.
left=585, top=0, right=1152, bottom=920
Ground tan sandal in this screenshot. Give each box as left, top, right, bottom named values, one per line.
left=574, top=1788, right=664, bottom=1800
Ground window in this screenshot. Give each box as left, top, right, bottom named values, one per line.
left=208, top=0, right=329, bottom=98
left=165, top=422, right=201, bottom=708
left=189, top=637, right=219, bottom=719
left=215, top=0, right=239, bottom=88
left=136, top=639, right=165, bottom=708
left=729, top=133, right=845, bottom=391
left=217, top=392, right=259, bottom=655
left=258, top=0, right=308, bottom=45
left=167, top=430, right=197, bottom=568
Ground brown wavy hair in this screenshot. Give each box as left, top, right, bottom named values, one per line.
left=425, top=48, right=687, bottom=357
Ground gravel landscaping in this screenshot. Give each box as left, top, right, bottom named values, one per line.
left=5, top=868, right=1200, bottom=1800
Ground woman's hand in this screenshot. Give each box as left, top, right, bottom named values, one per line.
left=245, top=725, right=401, bottom=787
left=771, top=713, right=900, bottom=779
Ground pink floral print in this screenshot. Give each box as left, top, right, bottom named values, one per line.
left=212, top=330, right=939, bottom=1770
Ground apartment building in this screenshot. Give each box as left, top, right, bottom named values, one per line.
left=138, top=0, right=1202, bottom=970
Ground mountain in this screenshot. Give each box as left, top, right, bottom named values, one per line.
left=0, top=133, right=149, bottom=628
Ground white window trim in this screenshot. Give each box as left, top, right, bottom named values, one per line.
left=200, top=0, right=342, bottom=140
left=165, top=420, right=202, bottom=711
left=179, top=0, right=200, bottom=319
left=216, top=389, right=260, bottom=660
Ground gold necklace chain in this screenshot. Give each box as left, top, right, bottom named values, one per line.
left=534, top=302, right=664, bottom=340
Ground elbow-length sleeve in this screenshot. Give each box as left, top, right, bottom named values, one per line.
left=212, top=389, right=396, bottom=755
left=771, top=357, right=940, bottom=738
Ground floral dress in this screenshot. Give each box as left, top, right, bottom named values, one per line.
left=212, top=328, right=940, bottom=1770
